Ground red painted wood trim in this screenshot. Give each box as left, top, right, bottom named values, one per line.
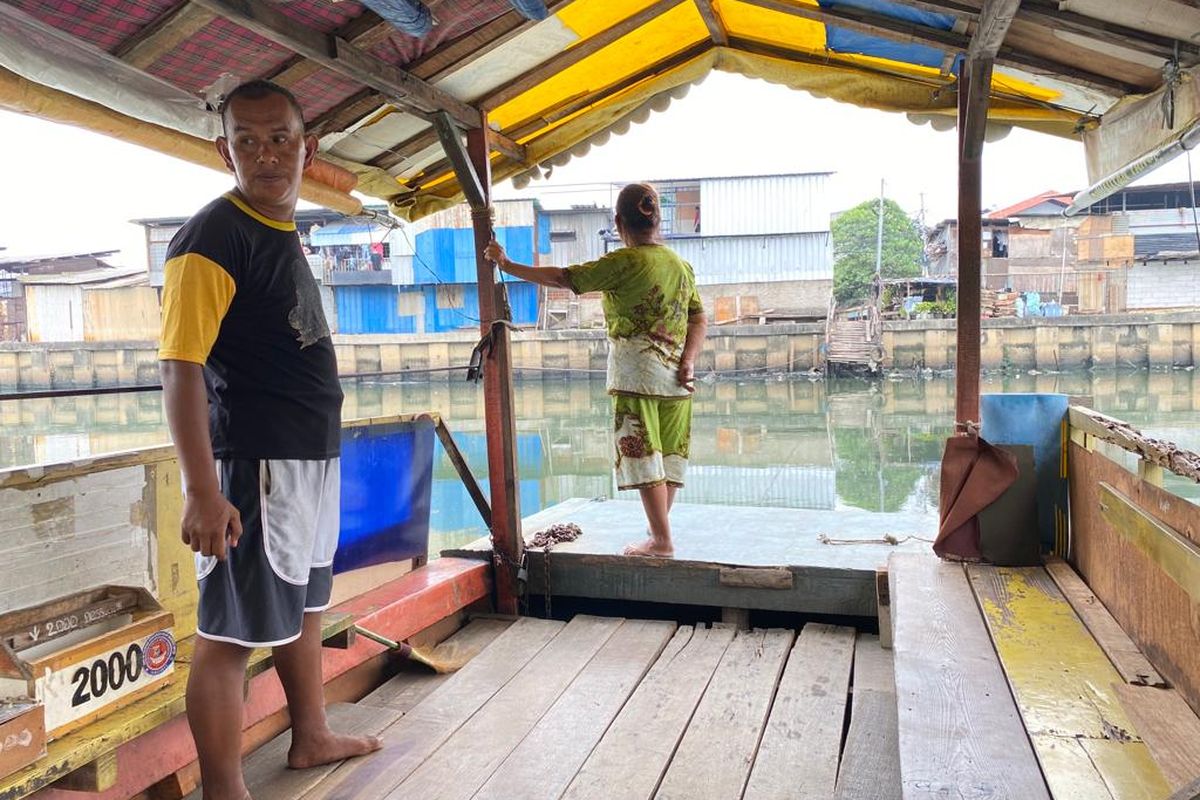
left=31, top=559, right=491, bottom=800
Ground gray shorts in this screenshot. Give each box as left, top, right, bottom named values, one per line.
left=194, top=458, right=340, bottom=648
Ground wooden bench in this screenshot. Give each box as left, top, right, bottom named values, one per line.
left=889, top=553, right=1196, bottom=799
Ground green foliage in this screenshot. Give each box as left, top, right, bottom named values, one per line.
left=833, top=428, right=926, bottom=512
left=832, top=198, right=924, bottom=305
left=913, top=297, right=956, bottom=318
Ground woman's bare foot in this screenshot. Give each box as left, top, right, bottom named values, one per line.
left=623, top=537, right=674, bottom=557
left=287, top=730, right=383, bottom=770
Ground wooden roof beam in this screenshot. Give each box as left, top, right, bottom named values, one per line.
left=191, top=0, right=480, bottom=128
left=480, top=0, right=690, bottom=112
left=371, top=129, right=440, bottom=171
left=968, top=0, right=1019, bottom=59
left=270, top=12, right=394, bottom=89
left=432, top=111, right=486, bottom=210
left=113, top=3, right=216, bottom=70
left=694, top=0, right=729, bottom=47
left=738, top=0, right=1135, bottom=94
left=911, top=0, right=1192, bottom=61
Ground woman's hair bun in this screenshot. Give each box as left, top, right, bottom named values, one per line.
left=616, top=182, right=661, bottom=235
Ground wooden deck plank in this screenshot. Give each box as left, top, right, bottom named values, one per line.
left=182, top=703, right=400, bottom=800
left=472, top=619, right=677, bottom=800
left=1115, top=684, right=1200, bottom=792
left=299, top=616, right=564, bottom=800
left=968, top=565, right=1170, bottom=800
left=889, top=553, right=1051, bottom=800
left=384, top=615, right=624, bottom=800
left=357, top=617, right=513, bottom=714
left=834, top=634, right=901, bottom=800
left=744, top=623, right=855, bottom=799
left=656, top=628, right=795, bottom=800
left=1044, top=555, right=1166, bottom=687
left=561, top=624, right=734, bottom=800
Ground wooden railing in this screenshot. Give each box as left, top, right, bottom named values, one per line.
left=1066, top=404, right=1200, bottom=721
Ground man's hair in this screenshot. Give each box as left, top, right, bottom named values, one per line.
left=218, top=79, right=306, bottom=136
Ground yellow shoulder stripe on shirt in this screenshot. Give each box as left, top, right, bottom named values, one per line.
left=158, top=253, right=236, bottom=365
left=224, top=192, right=297, bottom=232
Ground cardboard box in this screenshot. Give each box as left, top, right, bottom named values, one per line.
left=0, top=587, right=175, bottom=740
left=0, top=701, right=46, bottom=780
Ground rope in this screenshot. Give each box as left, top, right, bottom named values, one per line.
left=818, top=533, right=935, bottom=546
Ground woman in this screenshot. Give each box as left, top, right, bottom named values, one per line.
left=484, top=183, right=707, bottom=557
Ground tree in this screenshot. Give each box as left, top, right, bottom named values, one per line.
left=832, top=198, right=923, bottom=305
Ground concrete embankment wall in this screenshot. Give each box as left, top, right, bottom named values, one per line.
left=3, top=311, right=1200, bottom=391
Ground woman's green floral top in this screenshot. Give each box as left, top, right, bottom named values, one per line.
left=567, top=244, right=702, bottom=398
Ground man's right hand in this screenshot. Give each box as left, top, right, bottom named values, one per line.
left=182, top=487, right=243, bottom=560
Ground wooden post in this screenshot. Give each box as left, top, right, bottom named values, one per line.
left=465, top=115, right=524, bottom=615
left=955, top=60, right=986, bottom=430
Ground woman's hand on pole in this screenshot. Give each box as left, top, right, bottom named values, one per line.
left=484, top=239, right=507, bottom=270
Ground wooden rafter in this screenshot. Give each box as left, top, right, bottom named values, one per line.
left=371, top=129, right=440, bottom=171
left=270, top=12, right=394, bottom=90
left=481, top=0, right=690, bottom=112
left=113, top=3, right=215, bottom=70
left=409, top=0, right=579, bottom=83
left=910, top=0, right=1195, bottom=61
left=308, top=88, right=380, bottom=136
left=432, top=111, right=486, bottom=210
left=737, top=0, right=1135, bottom=94
left=190, top=0, right=479, bottom=126
left=694, top=0, right=728, bottom=47
left=968, top=0, right=1019, bottom=59
left=307, top=0, right=577, bottom=155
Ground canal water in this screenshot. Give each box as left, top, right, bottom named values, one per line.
left=3, top=370, right=1199, bottom=553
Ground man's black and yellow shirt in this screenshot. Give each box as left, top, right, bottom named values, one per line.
left=158, top=193, right=343, bottom=460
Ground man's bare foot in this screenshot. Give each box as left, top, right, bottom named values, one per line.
left=288, top=730, right=383, bottom=770
left=623, top=537, right=674, bottom=557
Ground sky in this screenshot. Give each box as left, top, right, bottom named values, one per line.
left=0, top=69, right=1193, bottom=269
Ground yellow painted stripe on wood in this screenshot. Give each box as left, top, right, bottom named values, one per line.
left=969, top=567, right=1170, bottom=800
left=1099, top=482, right=1200, bottom=603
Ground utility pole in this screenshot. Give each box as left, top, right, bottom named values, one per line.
left=875, top=179, right=885, bottom=277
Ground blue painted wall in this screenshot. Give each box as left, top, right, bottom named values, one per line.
left=335, top=285, right=417, bottom=334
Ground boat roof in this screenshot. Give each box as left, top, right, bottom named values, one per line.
left=1, top=0, right=1194, bottom=220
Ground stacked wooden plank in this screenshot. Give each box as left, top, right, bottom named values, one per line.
left=982, top=288, right=1019, bottom=317
left=827, top=318, right=878, bottom=366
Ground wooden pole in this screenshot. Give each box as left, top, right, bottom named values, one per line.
left=955, top=61, right=984, bottom=430
left=466, top=114, right=524, bottom=615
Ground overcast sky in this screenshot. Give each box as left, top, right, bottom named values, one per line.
left=0, top=70, right=1192, bottom=268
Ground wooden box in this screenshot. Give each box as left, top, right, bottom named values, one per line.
left=0, top=701, right=45, bottom=780
left=0, top=587, right=175, bottom=741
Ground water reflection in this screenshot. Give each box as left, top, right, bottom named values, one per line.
left=4, top=370, right=1200, bottom=548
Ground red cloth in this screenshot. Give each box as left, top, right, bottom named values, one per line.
left=935, top=434, right=1018, bottom=561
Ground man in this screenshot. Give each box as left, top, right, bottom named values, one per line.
left=158, top=80, right=380, bottom=800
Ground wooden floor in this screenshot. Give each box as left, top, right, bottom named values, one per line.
left=444, top=498, right=935, bottom=617
left=224, top=616, right=900, bottom=800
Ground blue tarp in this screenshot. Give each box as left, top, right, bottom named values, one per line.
left=820, top=0, right=956, bottom=69
left=335, top=419, right=434, bottom=573
left=310, top=221, right=388, bottom=247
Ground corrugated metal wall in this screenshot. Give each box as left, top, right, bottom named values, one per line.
left=547, top=209, right=610, bottom=266
left=83, top=287, right=160, bottom=341
left=335, top=286, right=417, bottom=334
left=669, top=232, right=832, bottom=284
left=700, top=175, right=832, bottom=236
left=24, top=284, right=83, bottom=342
left=415, top=226, right=534, bottom=283
left=422, top=282, right=539, bottom=333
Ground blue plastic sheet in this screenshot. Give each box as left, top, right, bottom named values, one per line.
left=334, top=419, right=434, bottom=573
left=980, top=393, right=1070, bottom=552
